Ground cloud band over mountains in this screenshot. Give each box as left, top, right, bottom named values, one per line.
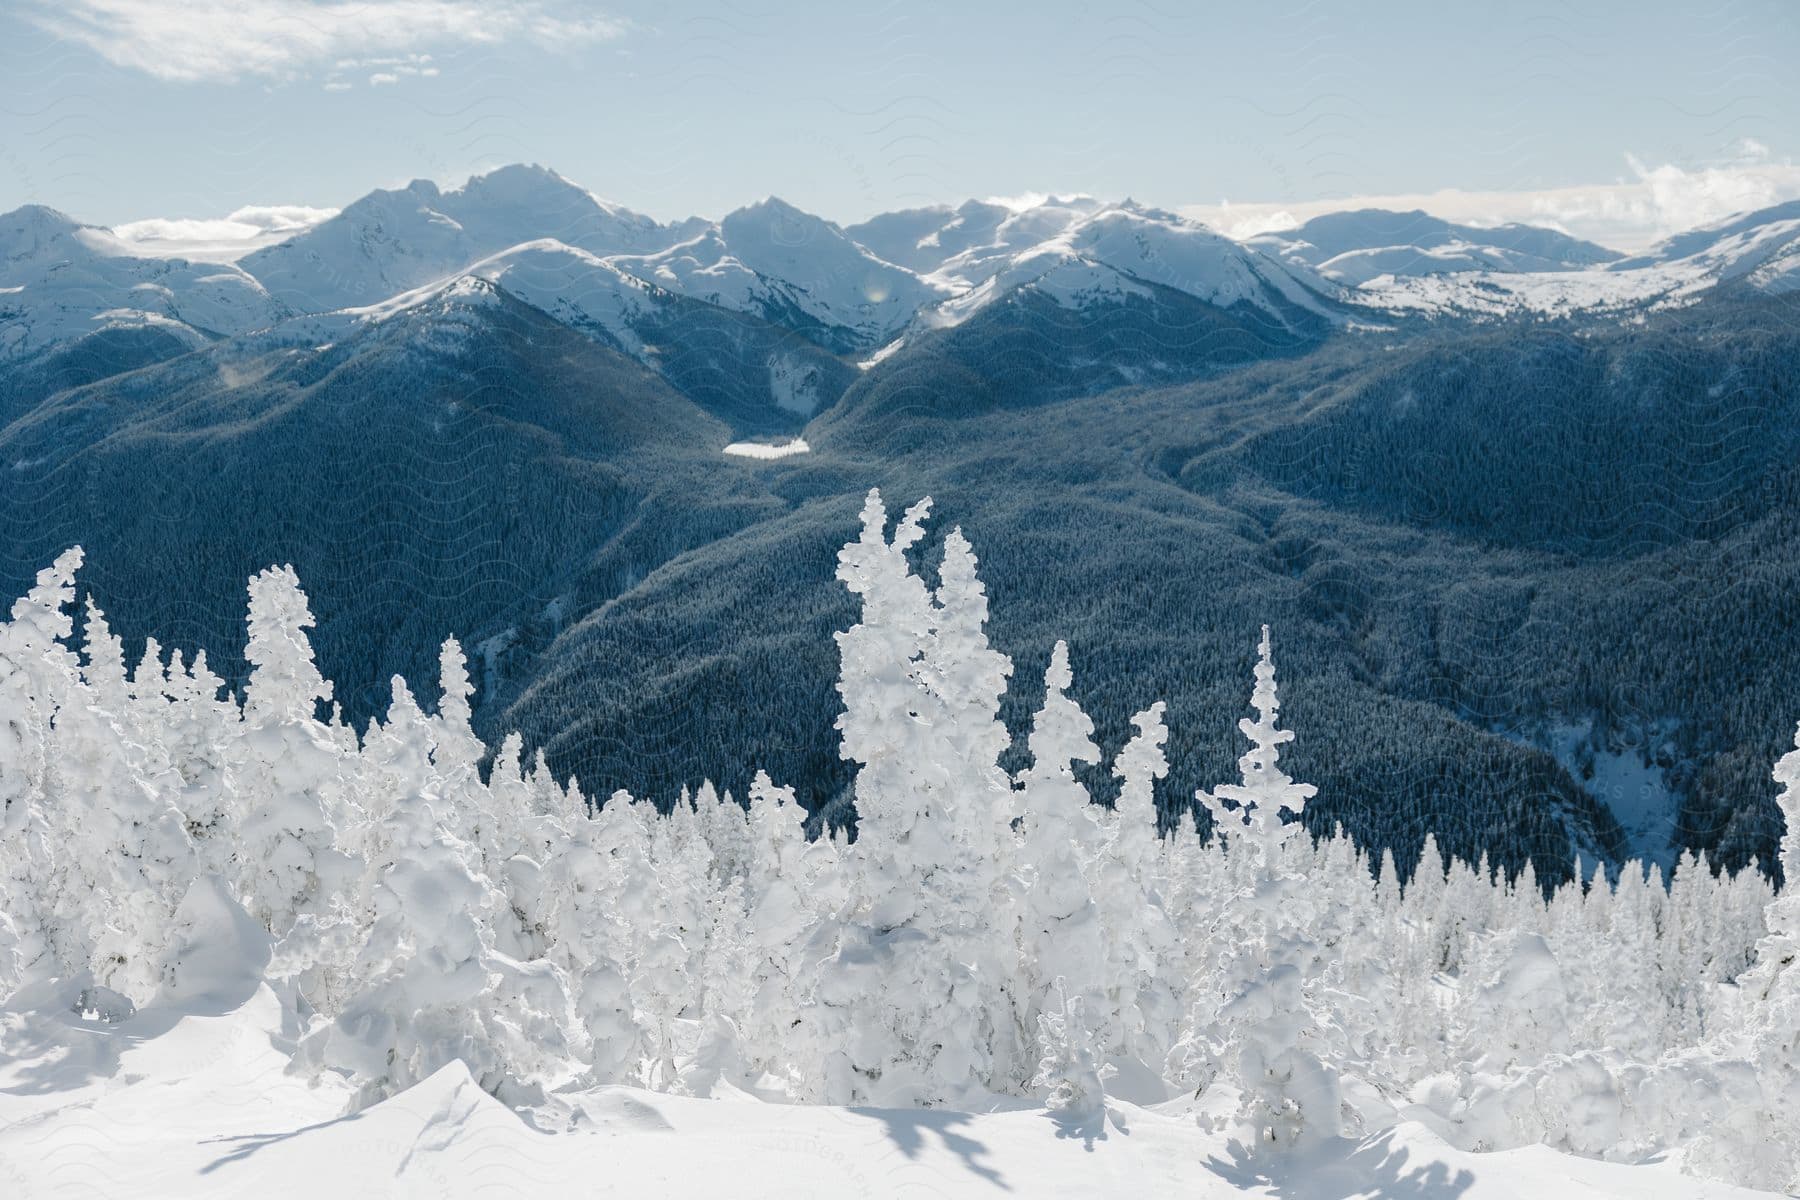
left=20, top=0, right=626, bottom=85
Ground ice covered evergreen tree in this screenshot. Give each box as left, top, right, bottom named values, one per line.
left=539, top=788, right=643, bottom=1086
left=1013, top=641, right=1107, bottom=1066
left=294, top=777, right=580, bottom=1108
left=229, top=566, right=353, bottom=934
left=814, top=490, right=1006, bottom=1106
left=1187, top=626, right=1342, bottom=1146
left=0, top=549, right=83, bottom=992
left=1097, top=700, right=1179, bottom=1076
left=43, top=600, right=195, bottom=1002
left=1033, top=977, right=1110, bottom=1123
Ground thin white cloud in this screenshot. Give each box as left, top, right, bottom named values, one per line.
left=1185, top=146, right=1800, bottom=254
left=325, top=51, right=435, bottom=91
left=111, top=203, right=340, bottom=261
left=23, top=0, right=626, bottom=85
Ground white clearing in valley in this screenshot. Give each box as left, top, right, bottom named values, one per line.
left=723, top=438, right=810, bottom=459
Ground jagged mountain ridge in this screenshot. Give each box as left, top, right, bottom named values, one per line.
left=14, top=167, right=1800, bottom=382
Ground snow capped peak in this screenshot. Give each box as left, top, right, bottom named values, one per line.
left=459, top=161, right=642, bottom=222
left=614, top=199, right=947, bottom=352
left=1344, top=198, right=1800, bottom=317
left=1619, top=197, right=1800, bottom=267
left=240, top=164, right=677, bottom=315
left=1, top=202, right=85, bottom=241
left=276, top=238, right=661, bottom=360
left=0, top=203, right=141, bottom=264
left=718, top=196, right=850, bottom=257
left=725, top=194, right=814, bottom=222
left=0, top=202, right=284, bottom=361
left=855, top=194, right=1232, bottom=293
left=918, top=202, right=1338, bottom=330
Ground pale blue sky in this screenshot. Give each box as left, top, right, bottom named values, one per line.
left=3, top=0, right=1798, bottom=240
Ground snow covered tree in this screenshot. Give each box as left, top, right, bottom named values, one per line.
left=160, top=649, right=238, bottom=877
left=539, top=790, right=644, bottom=1087
left=1199, top=626, right=1316, bottom=863
left=431, top=638, right=527, bottom=932
left=1033, top=977, right=1109, bottom=1123
left=0, top=549, right=83, bottom=993
left=1777, top=721, right=1800, bottom=894
left=1704, top=722, right=1800, bottom=1189
left=1096, top=700, right=1180, bottom=1078
left=813, top=491, right=1007, bottom=1106
left=737, top=770, right=820, bottom=1089
left=228, top=565, right=353, bottom=935
left=293, top=754, right=580, bottom=1110
left=1013, top=641, right=1107, bottom=1068
left=1187, top=626, right=1341, bottom=1147
left=41, top=599, right=195, bottom=1002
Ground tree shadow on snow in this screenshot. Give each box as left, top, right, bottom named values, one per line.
left=852, top=1103, right=1010, bottom=1190
left=1048, top=1102, right=1131, bottom=1152
left=1204, top=1129, right=1476, bottom=1199
left=198, top=1110, right=369, bottom=1174
left=0, top=973, right=263, bottom=1098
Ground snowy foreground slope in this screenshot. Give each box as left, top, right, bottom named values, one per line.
left=0, top=984, right=1774, bottom=1199
left=3, top=495, right=1800, bottom=1197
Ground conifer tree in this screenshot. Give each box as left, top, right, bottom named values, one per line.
left=1190, top=626, right=1340, bottom=1146
left=229, top=565, right=352, bottom=934
left=1015, top=641, right=1106, bottom=1061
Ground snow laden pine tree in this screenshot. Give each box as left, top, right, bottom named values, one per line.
left=51, top=599, right=193, bottom=1002
left=814, top=490, right=1010, bottom=1107
left=0, top=549, right=83, bottom=994
left=1014, top=640, right=1108, bottom=1087
left=229, top=566, right=352, bottom=934
left=1186, top=625, right=1342, bottom=1147
left=1097, top=700, right=1180, bottom=1075
left=1710, top=721, right=1800, bottom=1189
left=1032, top=977, right=1109, bottom=1126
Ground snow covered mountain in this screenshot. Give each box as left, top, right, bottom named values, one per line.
left=921, top=202, right=1337, bottom=332
left=264, top=237, right=854, bottom=429
left=608, top=197, right=947, bottom=354
left=1610, top=198, right=1800, bottom=293
left=0, top=204, right=285, bottom=361
left=846, top=195, right=1112, bottom=285
left=13, top=174, right=1794, bottom=377
left=239, top=164, right=691, bottom=314
left=1337, top=201, right=1800, bottom=318
left=1249, top=208, right=1621, bottom=286
left=284, top=239, right=668, bottom=358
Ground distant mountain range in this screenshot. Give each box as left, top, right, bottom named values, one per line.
left=5, top=164, right=1800, bottom=884
left=1248, top=208, right=1622, bottom=285
left=9, top=164, right=1800, bottom=388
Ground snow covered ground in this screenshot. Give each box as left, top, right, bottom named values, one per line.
left=0, top=980, right=1776, bottom=1199
left=724, top=437, right=811, bottom=459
